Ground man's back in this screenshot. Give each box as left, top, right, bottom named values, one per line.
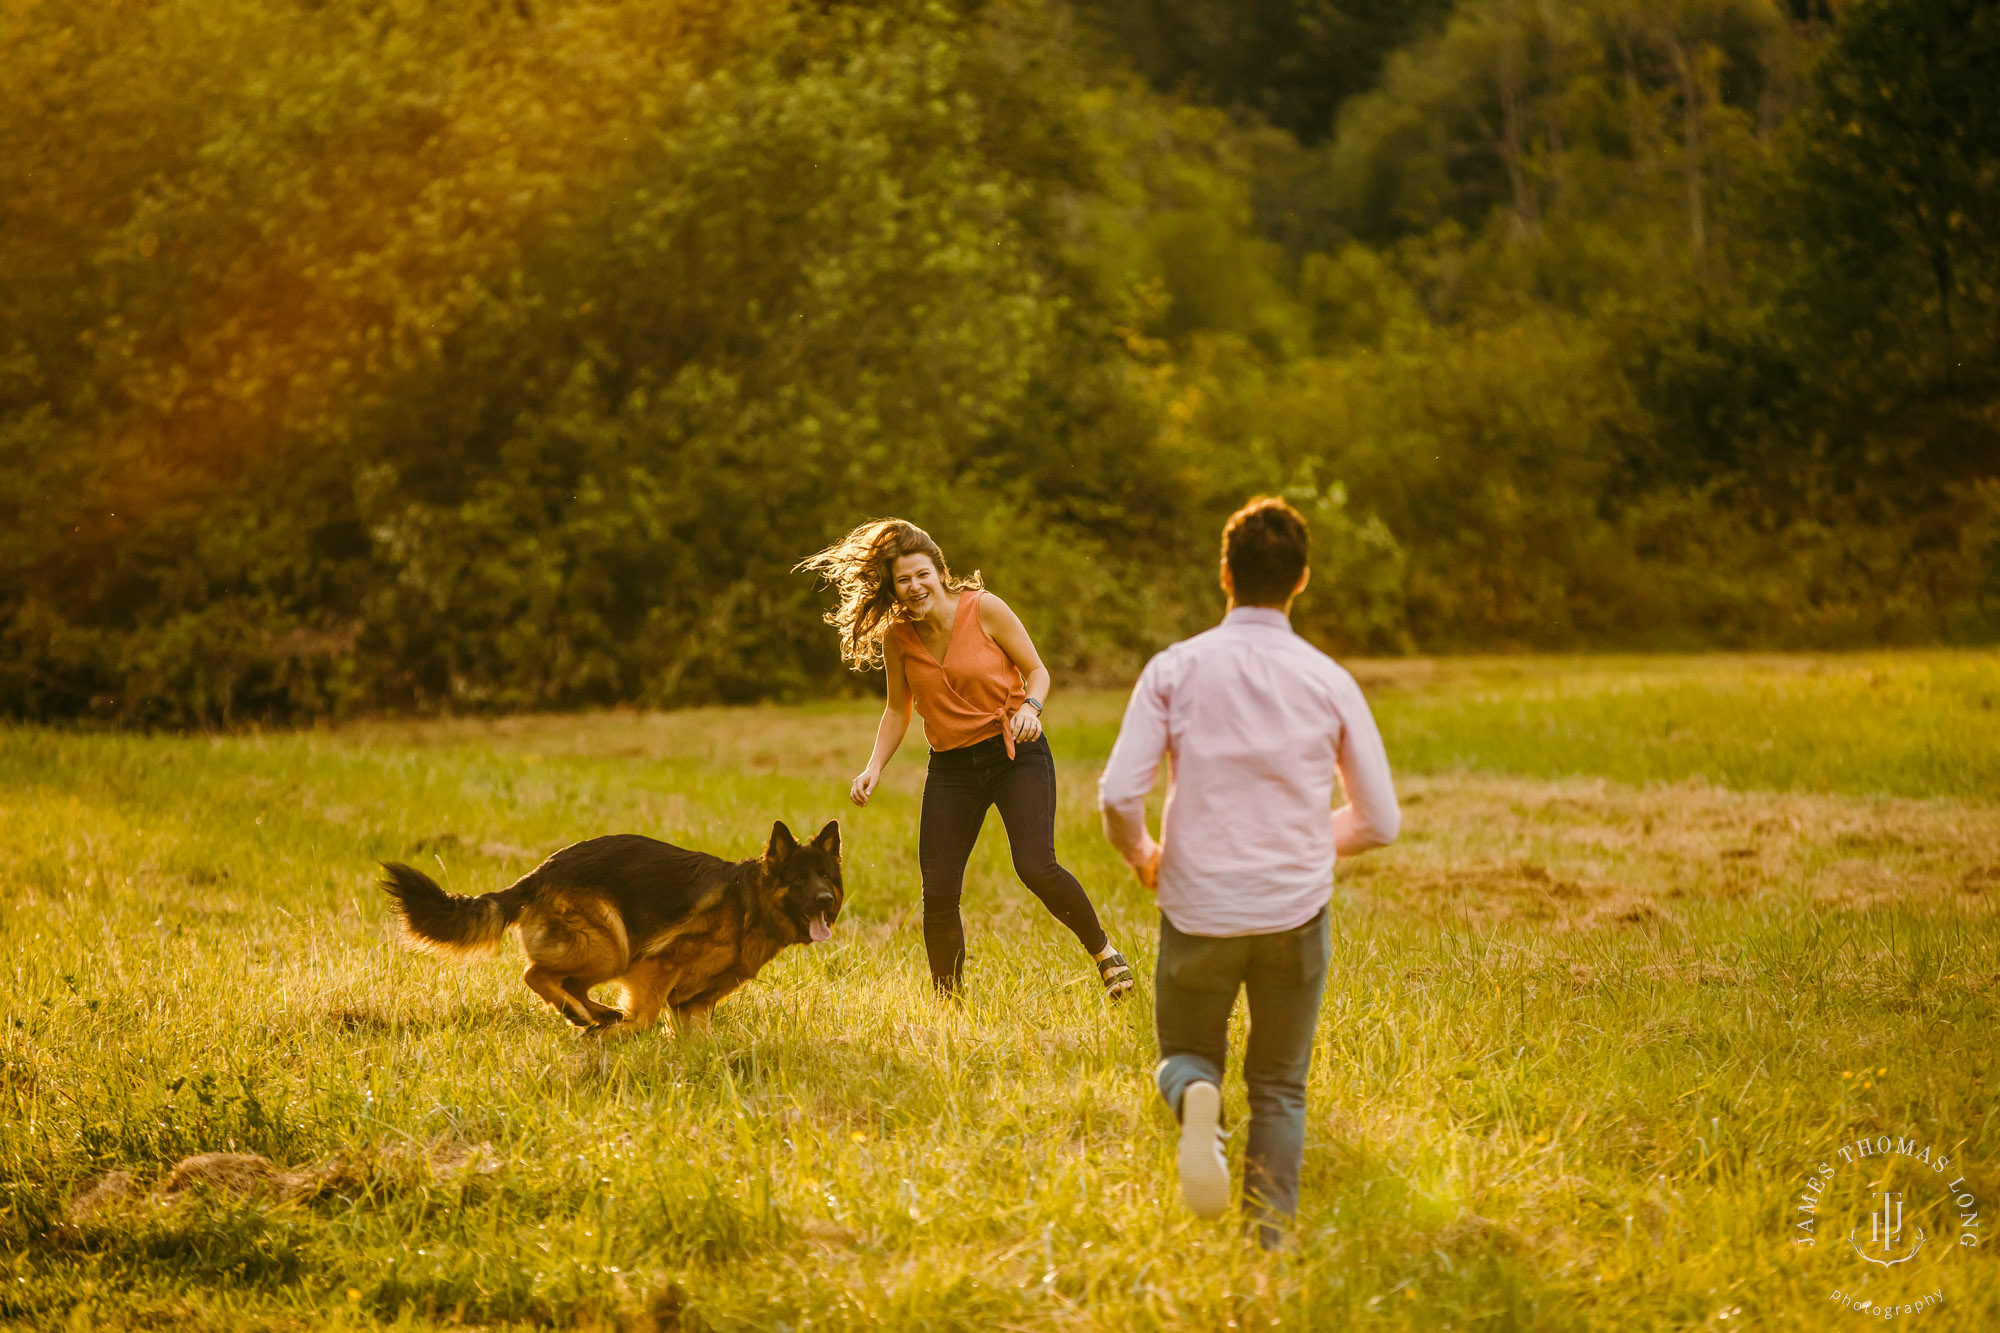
left=1097, top=606, right=1398, bottom=937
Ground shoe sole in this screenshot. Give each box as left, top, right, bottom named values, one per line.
left=1177, top=1081, right=1230, bottom=1219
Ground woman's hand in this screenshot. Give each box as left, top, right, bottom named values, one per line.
left=1009, top=704, right=1043, bottom=744
left=849, top=767, right=881, bottom=807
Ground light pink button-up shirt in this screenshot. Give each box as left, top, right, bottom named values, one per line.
left=1097, top=607, right=1400, bottom=937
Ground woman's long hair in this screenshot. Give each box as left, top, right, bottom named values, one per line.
left=795, top=519, right=981, bottom=669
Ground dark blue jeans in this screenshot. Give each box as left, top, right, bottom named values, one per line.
left=1154, top=906, right=1330, bottom=1235
left=919, top=734, right=1108, bottom=992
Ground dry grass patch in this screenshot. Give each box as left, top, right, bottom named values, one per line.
left=1344, top=773, right=2000, bottom=923
left=67, top=1141, right=508, bottom=1225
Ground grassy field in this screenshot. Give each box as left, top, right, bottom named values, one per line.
left=3, top=650, right=1998, bottom=1330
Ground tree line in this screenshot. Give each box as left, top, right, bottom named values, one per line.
left=2, top=0, right=1994, bottom=726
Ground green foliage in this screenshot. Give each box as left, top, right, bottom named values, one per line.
left=0, top=0, right=1157, bottom=722
left=1612, top=0, right=2000, bottom=646
left=1792, top=0, right=2000, bottom=352
left=1230, top=0, right=2000, bottom=649
left=1, top=0, right=1996, bottom=725
left=1071, top=0, right=1455, bottom=142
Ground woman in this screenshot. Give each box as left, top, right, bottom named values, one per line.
left=797, top=519, right=1133, bottom=999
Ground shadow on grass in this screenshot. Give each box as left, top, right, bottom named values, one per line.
left=318, top=1003, right=536, bottom=1037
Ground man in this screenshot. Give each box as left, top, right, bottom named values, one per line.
left=1097, top=496, right=1400, bottom=1249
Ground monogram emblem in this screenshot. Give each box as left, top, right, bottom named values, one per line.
left=1849, top=1191, right=1925, bottom=1267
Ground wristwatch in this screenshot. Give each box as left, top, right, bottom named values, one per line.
left=1024, top=697, right=1044, bottom=715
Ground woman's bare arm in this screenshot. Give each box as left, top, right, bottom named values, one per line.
left=978, top=594, right=1050, bottom=742
left=852, top=639, right=915, bottom=806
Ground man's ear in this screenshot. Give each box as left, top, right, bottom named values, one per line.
left=765, top=820, right=799, bottom=861
left=811, top=820, right=840, bottom=858
left=1219, top=559, right=1235, bottom=598
left=1292, top=564, right=1311, bottom=598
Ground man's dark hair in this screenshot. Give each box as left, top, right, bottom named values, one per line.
left=1222, top=497, right=1310, bottom=607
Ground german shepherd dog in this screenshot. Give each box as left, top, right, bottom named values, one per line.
left=379, top=820, right=843, bottom=1033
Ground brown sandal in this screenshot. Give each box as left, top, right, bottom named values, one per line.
left=1097, top=950, right=1136, bottom=1000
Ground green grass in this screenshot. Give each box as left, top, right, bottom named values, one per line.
left=1374, top=651, right=2000, bottom=799
left=3, top=651, right=1998, bottom=1329
left=1062, top=649, right=2000, bottom=798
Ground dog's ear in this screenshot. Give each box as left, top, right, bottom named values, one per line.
left=811, top=820, right=840, bottom=858
left=765, top=820, right=799, bottom=862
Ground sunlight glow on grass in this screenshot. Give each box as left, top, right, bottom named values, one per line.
left=1, top=652, right=1996, bottom=1329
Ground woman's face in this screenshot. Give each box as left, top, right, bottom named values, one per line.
left=891, top=553, right=946, bottom=616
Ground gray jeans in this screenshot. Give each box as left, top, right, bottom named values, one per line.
left=1154, top=906, right=1331, bottom=1231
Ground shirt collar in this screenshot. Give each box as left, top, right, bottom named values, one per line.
left=1223, top=606, right=1292, bottom=633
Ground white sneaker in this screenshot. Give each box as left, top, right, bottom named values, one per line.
left=1176, top=1080, right=1230, bottom=1219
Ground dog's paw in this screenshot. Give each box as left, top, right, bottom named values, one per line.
left=593, top=1010, right=627, bottom=1027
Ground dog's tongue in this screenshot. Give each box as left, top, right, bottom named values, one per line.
left=809, top=914, right=833, bottom=942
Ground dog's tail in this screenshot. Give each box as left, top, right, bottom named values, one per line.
left=379, top=862, right=536, bottom=958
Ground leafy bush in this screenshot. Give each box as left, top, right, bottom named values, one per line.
left=1, top=0, right=1994, bottom=726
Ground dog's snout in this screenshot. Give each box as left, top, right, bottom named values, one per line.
left=814, top=890, right=837, bottom=911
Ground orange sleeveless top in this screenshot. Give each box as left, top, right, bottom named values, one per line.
left=891, top=589, right=1029, bottom=758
